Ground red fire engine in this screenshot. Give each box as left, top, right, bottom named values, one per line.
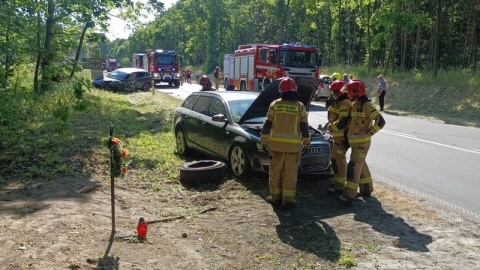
left=106, top=59, right=118, bottom=72
left=223, top=43, right=322, bottom=91
left=132, top=50, right=181, bottom=87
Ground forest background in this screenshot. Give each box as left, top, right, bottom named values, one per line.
left=2, top=0, right=480, bottom=94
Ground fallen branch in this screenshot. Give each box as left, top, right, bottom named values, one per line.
left=198, top=207, right=218, bottom=214
left=146, top=216, right=185, bottom=225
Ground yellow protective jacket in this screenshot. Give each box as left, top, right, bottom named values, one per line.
left=328, top=96, right=352, bottom=139
left=261, top=98, right=310, bottom=153
left=346, top=97, right=385, bottom=144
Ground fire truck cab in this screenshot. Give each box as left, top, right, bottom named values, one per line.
left=133, top=50, right=181, bottom=87
left=224, top=43, right=322, bottom=91
left=106, top=59, right=118, bottom=72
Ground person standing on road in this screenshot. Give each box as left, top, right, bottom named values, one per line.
left=377, top=74, right=387, bottom=111
left=326, top=80, right=352, bottom=195
left=182, top=70, right=186, bottom=83
left=186, top=69, right=192, bottom=84
left=260, top=77, right=311, bottom=210
left=338, top=80, right=386, bottom=206
left=179, top=71, right=184, bottom=86
left=194, top=69, right=200, bottom=83
left=214, top=66, right=222, bottom=90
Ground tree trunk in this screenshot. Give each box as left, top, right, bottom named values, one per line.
left=414, top=25, right=422, bottom=69
left=433, top=0, right=440, bottom=76
left=40, top=0, right=55, bottom=92
left=70, top=22, right=91, bottom=79
left=33, top=0, right=41, bottom=93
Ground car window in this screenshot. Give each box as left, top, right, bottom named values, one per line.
left=136, top=72, right=145, bottom=78
left=192, top=96, right=211, bottom=115
left=207, top=98, right=227, bottom=117
left=108, top=70, right=127, bottom=80
left=182, top=95, right=199, bottom=110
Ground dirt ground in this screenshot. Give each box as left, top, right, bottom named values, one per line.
left=1, top=173, right=479, bottom=270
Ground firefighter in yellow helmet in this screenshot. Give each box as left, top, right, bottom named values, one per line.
left=330, top=72, right=342, bottom=81
left=337, top=80, right=386, bottom=205
left=326, top=80, right=352, bottom=195
left=260, top=77, right=311, bottom=210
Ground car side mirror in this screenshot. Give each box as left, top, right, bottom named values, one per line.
left=212, top=114, right=227, bottom=123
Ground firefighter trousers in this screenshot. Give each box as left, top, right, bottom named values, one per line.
left=331, top=138, right=349, bottom=191
left=268, top=150, right=301, bottom=206
left=215, top=78, right=221, bottom=90
left=343, top=141, right=374, bottom=199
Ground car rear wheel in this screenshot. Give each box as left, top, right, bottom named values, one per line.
left=142, top=82, right=151, bottom=91
left=175, top=128, right=189, bottom=155
left=229, top=144, right=250, bottom=176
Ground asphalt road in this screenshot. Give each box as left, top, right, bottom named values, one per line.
left=308, top=103, right=480, bottom=221
left=158, top=83, right=480, bottom=221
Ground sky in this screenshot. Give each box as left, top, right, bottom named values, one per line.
left=105, top=0, right=177, bottom=41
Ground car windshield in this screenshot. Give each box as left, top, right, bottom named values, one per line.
left=154, top=55, right=177, bottom=65
left=228, top=99, right=256, bottom=122
left=107, top=70, right=128, bottom=80
left=280, top=50, right=319, bottom=68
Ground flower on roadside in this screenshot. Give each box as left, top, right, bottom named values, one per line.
left=108, top=137, right=131, bottom=178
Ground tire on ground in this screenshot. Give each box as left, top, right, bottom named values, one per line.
left=179, top=160, right=226, bottom=184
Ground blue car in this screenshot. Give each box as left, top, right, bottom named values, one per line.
left=173, top=77, right=332, bottom=177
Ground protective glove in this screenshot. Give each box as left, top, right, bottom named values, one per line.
left=260, top=135, right=269, bottom=145
left=302, top=136, right=311, bottom=148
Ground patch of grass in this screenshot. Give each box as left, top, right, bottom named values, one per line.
left=339, top=254, right=357, bottom=268
left=0, top=85, right=186, bottom=185
left=253, top=253, right=282, bottom=264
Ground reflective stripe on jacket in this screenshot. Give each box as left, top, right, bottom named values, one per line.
left=347, top=100, right=383, bottom=144
left=329, top=98, right=352, bottom=138
left=265, top=99, right=308, bottom=153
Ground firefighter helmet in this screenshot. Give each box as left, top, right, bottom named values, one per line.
left=330, top=72, right=342, bottom=81
left=329, top=80, right=345, bottom=96
left=279, top=77, right=297, bottom=95
left=346, top=80, right=366, bottom=99
left=215, top=66, right=220, bottom=71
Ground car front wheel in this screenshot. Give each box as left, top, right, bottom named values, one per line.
left=142, top=82, right=151, bottom=91
left=175, top=128, right=189, bottom=155
left=229, top=144, right=250, bottom=176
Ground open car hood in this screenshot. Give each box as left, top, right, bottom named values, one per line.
left=239, top=77, right=319, bottom=123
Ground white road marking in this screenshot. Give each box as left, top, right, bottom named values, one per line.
left=381, top=130, right=480, bottom=155
left=374, top=173, right=480, bottom=221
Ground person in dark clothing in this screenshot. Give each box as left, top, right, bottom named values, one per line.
left=377, top=74, right=387, bottom=111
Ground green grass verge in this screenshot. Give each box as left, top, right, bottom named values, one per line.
left=0, top=85, right=185, bottom=183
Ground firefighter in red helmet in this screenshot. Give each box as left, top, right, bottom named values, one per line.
left=337, top=80, right=386, bottom=205
left=326, top=79, right=352, bottom=195
left=199, top=75, right=213, bottom=91
left=260, top=77, right=311, bottom=210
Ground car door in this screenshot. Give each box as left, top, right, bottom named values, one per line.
left=124, top=72, right=137, bottom=91
left=200, top=97, right=231, bottom=158
left=136, top=72, right=150, bottom=89
left=189, top=95, right=213, bottom=152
